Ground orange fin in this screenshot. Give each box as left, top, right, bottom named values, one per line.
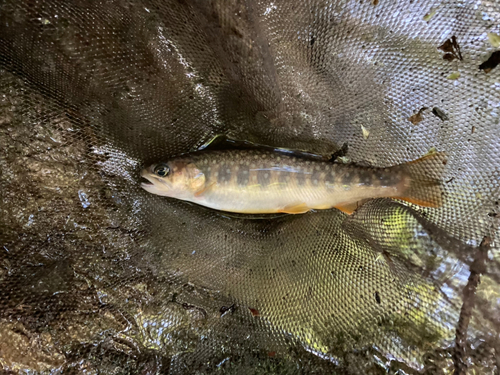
left=334, top=199, right=371, bottom=214
left=400, top=197, right=441, bottom=207
left=405, top=151, right=446, bottom=166
left=397, top=152, right=447, bottom=208
left=278, top=202, right=309, bottom=214
left=194, top=182, right=215, bottom=197
left=334, top=202, right=359, bottom=214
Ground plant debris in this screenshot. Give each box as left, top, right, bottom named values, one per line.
left=479, top=51, right=500, bottom=73
left=487, top=33, right=500, bottom=48
left=361, top=125, right=370, bottom=139
left=408, top=107, right=428, bottom=124
left=438, top=36, right=463, bottom=61
left=249, top=307, right=260, bottom=317
left=220, top=304, right=236, bottom=317
left=423, top=8, right=437, bottom=22
left=446, top=71, right=460, bottom=80
left=329, top=143, right=348, bottom=162
left=375, top=291, right=381, bottom=304
left=432, top=107, right=449, bottom=121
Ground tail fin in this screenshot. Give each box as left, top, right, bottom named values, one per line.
left=397, top=152, right=447, bottom=208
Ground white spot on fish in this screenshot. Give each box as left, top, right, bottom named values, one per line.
left=313, top=179, right=318, bottom=185
left=215, top=172, right=219, bottom=177
left=226, top=169, right=231, bottom=174
left=243, top=170, right=248, bottom=174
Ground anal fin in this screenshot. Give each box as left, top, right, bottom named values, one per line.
left=397, top=196, right=441, bottom=208
left=278, top=202, right=310, bottom=214
left=334, top=202, right=360, bottom=215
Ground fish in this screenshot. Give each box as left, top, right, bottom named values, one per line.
left=140, top=149, right=446, bottom=214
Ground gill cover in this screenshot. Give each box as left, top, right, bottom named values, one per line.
left=184, top=163, right=206, bottom=191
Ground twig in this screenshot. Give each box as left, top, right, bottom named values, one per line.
left=452, top=236, right=490, bottom=375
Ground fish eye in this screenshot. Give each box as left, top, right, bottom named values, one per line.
left=154, top=164, right=170, bottom=177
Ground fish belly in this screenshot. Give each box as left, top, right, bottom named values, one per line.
left=193, top=184, right=369, bottom=214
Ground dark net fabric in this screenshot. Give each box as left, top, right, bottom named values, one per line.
left=0, top=0, right=499, bottom=373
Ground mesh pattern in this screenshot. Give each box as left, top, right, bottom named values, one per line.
left=0, top=0, right=499, bottom=373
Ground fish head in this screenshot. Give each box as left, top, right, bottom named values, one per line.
left=141, top=160, right=206, bottom=199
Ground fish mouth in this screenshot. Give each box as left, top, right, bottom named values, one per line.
left=140, top=171, right=171, bottom=196
left=141, top=169, right=155, bottom=191
left=140, top=176, right=153, bottom=187
left=140, top=169, right=155, bottom=188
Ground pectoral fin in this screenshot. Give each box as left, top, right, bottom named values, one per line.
left=194, top=182, right=215, bottom=198
left=278, top=202, right=310, bottom=214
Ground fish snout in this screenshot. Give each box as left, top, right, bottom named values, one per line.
left=140, top=168, right=155, bottom=188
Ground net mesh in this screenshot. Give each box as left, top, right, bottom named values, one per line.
left=0, top=0, right=499, bottom=373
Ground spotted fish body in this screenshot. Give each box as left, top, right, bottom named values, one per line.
left=141, top=149, right=445, bottom=214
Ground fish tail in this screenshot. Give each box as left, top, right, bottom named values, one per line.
left=397, top=152, right=447, bottom=208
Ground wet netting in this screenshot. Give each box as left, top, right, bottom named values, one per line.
left=0, top=0, right=499, bottom=373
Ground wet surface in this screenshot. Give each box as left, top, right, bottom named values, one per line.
left=0, top=0, right=499, bottom=373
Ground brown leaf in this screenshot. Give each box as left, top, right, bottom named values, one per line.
left=408, top=107, right=427, bottom=124
left=479, top=51, right=500, bottom=73
left=249, top=307, right=259, bottom=317
left=408, top=112, right=423, bottom=125
left=443, top=53, right=457, bottom=62
left=451, top=36, right=463, bottom=60
left=438, top=36, right=462, bottom=61
left=438, top=39, right=454, bottom=53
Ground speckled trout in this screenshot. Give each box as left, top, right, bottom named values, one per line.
left=140, top=149, right=446, bottom=214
